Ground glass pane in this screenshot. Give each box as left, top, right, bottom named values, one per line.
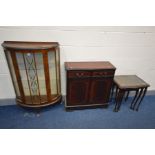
left=35, top=53, right=47, bottom=102
left=6, top=51, right=20, bottom=97
left=48, top=51, right=57, bottom=96
left=16, top=53, right=30, bottom=98
left=24, top=53, right=39, bottom=97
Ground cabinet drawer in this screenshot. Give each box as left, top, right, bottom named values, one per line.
left=68, top=71, right=91, bottom=78
left=92, top=70, right=114, bottom=77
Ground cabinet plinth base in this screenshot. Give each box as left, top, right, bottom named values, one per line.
left=16, top=96, right=62, bottom=108
left=65, top=103, right=109, bottom=111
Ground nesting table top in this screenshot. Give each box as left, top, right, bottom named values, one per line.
left=114, top=75, right=150, bottom=89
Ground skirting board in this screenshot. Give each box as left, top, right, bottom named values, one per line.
left=0, top=90, right=155, bottom=106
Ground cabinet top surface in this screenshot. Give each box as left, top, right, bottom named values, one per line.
left=2, top=41, right=59, bottom=50
left=65, top=61, right=116, bottom=70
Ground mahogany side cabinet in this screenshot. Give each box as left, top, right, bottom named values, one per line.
left=65, top=61, right=116, bottom=110
left=2, top=41, right=62, bottom=108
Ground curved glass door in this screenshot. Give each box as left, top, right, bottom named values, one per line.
left=16, top=52, right=47, bottom=105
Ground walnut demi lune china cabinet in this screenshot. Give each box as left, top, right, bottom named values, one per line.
left=65, top=61, right=116, bottom=110
left=2, top=41, right=62, bottom=108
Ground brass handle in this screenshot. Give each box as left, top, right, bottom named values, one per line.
left=76, top=72, right=84, bottom=77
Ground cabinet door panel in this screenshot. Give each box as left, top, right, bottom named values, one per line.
left=89, top=78, right=113, bottom=104
left=67, top=79, right=90, bottom=106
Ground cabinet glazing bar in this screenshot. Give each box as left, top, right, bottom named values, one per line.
left=54, top=49, right=58, bottom=94
left=56, top=46, right=61, bottom=94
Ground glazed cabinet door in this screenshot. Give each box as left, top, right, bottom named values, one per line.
left=15, top=52, right=48, bottom=105
left=67, top=78, right=90, bottom=106
left=89, top=77, right=113, bottom=105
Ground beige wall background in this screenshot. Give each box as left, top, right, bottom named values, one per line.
left=0, top=26, right=155, bottom=99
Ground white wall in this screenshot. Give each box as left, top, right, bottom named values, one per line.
left=0, top=26, right=155, bottom=99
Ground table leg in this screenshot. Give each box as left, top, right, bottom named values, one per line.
left=130, top=90, right=139, bottom=109
left=110, top=82, right=115, bottom=102
left=115, top=86, right=119, bottom=102
left=113, top=86, right=118, bottom=111
left=125, top=91, right=130, bottom=102
left=135, top=88, right=147, bottom=111
left=132, top=88, right=143, bottom=110
left=113, top=89, right=125, bottom=112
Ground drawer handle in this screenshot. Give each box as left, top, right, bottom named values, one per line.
left=98, top=72, right=107, bottom=75
left=76, top=73, right=84, bottom=77
left=98, top=72, right=107, bottom=76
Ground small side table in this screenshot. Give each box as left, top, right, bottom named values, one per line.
left=112, top=75, right=150, bottom=112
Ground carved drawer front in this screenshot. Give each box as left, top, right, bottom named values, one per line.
left=68, top=71, right=91, bottom=78
left=92, top=70, right=114, bottom=77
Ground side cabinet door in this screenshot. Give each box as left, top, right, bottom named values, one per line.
left=89, top=78, right=113, bottom=105
left=67, top=78, right=90, bottom=106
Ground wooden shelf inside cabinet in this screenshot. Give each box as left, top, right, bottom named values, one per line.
left=65, top=61, right=116, bottom=110
left=2, top=41, right=62, bottom=108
